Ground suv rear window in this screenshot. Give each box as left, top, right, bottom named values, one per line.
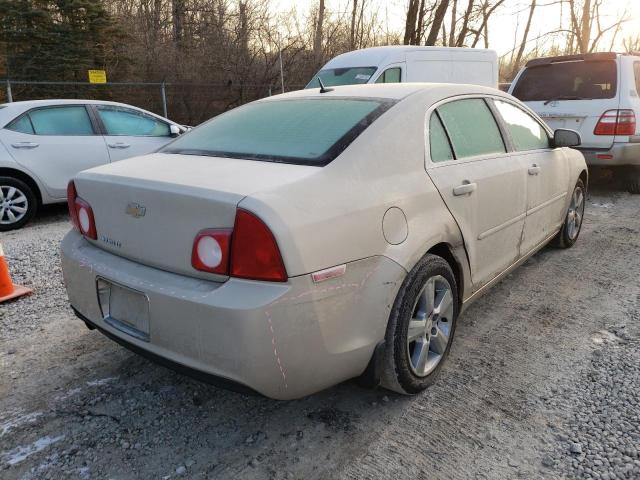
left=512, top=60, right=617, bottom=102
left=162, top=97, right=394, bottom=166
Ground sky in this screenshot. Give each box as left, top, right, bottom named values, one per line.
left=273, top=0, right=639, bottom=57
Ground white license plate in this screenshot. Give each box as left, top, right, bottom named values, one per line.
left=97, top=278, right=150, bottom=341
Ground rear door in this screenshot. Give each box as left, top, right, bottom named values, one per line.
left=426, top=97, right=528, bottom=288
left=0, top=105, right=110, bottom=199
left=92, top=104, right=176, bottom=162
left=492, top=99, right=570, bottom=254
left=510, top=57, right=620, bottom=149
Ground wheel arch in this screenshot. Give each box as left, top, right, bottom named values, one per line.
left=579, top=169, right=588, bottom=191
left=0, top=167, right=43, bottom=206
left=426, top=242, right=465, bottom=306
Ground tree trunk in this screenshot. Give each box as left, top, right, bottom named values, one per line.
left=314, top=0, right=325, bottom=64
left=404, top=0, right=420, bottom=45
left=579, top=0, right=591, bottom=53
left=455, top=0, right=475, bottom=47
left=172, top=0, right=185, bottom=46
left=350, top=0, right=358, bottom=49
left=448, top=0, right=457, bottom=46
left=425, top=0, right=450, bottom=46
left=512, top=0, right=536, bottom=73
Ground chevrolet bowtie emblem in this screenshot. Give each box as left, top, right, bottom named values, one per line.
left=125, top=203, right=146, bottom=218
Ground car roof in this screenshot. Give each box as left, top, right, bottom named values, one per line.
left=0, top=99, right=174, bottom=125
left=267, top=82, right=505, bottom=102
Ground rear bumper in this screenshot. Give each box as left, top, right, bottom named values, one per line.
left=579, top=141, right=640, bottom=166
left=61, top=230, right=405, bottom=399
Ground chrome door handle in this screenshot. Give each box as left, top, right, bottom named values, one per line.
left=11, top=142, right=39, bottom=149
left=107, top=142, right=130, bottom=149
left=528, top=165, right=541, bottom=175
left=453, top=181, right=477, bottom=196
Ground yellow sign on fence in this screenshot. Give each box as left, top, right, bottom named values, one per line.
left=88, top=70, right=107, bottom=84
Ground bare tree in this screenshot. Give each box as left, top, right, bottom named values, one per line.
left=425, top=0, right=450, bottom=46
left=313, top=0, right=325, bottom=64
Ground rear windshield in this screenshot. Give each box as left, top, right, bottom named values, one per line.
left=512, top=60, right=617, bottom=102
left=305, top=67, right=377, bottom=89
left=162, top=97, right=394, bottom=166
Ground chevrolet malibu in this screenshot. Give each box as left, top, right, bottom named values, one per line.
left=61, top=84, right=587, bottom=400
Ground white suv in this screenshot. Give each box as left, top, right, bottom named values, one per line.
left=509, top=52, right=640, bottom=193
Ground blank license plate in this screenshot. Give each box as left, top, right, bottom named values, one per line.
left=97, top=278, right=150, bottom=341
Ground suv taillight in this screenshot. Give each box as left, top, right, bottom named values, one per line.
left=594, top=109, right=636, bottom=136
left=192, top=209, right=287, bottom=282
left=67, top=180, right=97, bottom=239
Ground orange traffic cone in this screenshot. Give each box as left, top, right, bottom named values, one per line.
left=0, top=243, right=32, bottom=303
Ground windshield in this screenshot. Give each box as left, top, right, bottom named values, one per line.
left=305, top=67, right=378, bottom=89
left=512, top=60, right=617, bottom=102
left=162, top=97, right=395, bottom=166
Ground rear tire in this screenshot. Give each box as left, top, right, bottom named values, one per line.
left=0, top=176, right=37, bottom=231
left=381, top=254, right=459, bottom=395
left=552, top=178, right=585, bottom=249
left=622, top=166, right=640, bottom=194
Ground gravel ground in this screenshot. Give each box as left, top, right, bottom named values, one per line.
left=0, top=176, right=638, bottom=479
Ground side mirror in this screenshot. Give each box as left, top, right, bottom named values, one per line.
left=169, top=124, right=181, bottom=137
left=553, top=129, right=581, bottom=148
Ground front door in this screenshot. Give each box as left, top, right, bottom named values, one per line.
left=426, top=98, right=528, bottom=288
left=492, top=99, right=570, bottom=254
left=0, top=105, right=110, bottom=199
left=92, top=104, right=175, bottom=162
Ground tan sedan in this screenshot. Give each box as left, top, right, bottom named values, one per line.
left=61, top=83, right=587, bottom=399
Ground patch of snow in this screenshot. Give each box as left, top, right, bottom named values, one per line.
left=2, top=435, right=65, bottom=465
left=0, top=411, right=42, bottom=438
left=86, top=376, right=118, bottom=387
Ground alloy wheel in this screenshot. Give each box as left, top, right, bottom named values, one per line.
left=567, top=185, right=585, bottom=240
left=407, top=275, right=454, bottom=377
left=0, top=185, right=29, bottom=225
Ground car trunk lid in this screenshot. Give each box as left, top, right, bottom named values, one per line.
left=74, top=153, right=318, bottom=281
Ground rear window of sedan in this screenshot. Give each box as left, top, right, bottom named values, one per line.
left=162, top=97, right=395, bottom=166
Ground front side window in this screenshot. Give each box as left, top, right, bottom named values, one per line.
left=305, top=67, right=377, bottom=89
left=429, top=112, right=454, bottom=162
left=21, top=106, right=94, bottom=135
left=437, top=99, right=505, bottom=159
left=163, top=97, right=394, bottom=165
left=512, top=60, right=617, bottom=102
left=375, top=67, right=402, bottom=84
left=493, top=100, right=550, bottom=151
left=97, top=106, right=170, bottom=136
left=634, top=62, right=640, bottom=95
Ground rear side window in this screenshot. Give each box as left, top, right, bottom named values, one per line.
left=163, top=98, right=395, bottom=165
left=9, top=106, right=94, bottom=135
left=375, top=68, right=402, bottom=84
left=512, top=60, right=617, bottom=101
left=429, top=112, right=454, bottom=162
left=6, top=115, right=35, bottom=134
left=493, top=100, right=550, bottom=151
left=437, top=99, right=505, bottom=159
left=97, top=106, right=170, bottom=136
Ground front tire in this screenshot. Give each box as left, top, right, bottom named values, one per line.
left=552, top=178, right=585, bottom=249
left=0, top=177, right=37, bottom=231
left=381, top=254, right=459, bottom=395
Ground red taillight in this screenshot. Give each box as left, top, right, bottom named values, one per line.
left=192, top=209, right=287, bottom=282
left=191, top=229, right=232, bottom=275
left=67, top=181, right=80, bottom=230
left=231, top=210, right=287, bottom=282
left=67, top=180, right=97, bottom=240
left=594, top=109, right=636, bottom=136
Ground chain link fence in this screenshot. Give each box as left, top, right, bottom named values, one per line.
left=0, top=80, right=306, bottom=126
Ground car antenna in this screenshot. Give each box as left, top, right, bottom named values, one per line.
left=318, top=77, right=333, bottom=94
